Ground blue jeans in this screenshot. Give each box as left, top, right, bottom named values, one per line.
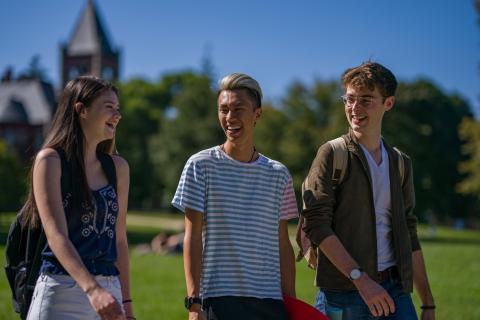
left=321, top=277, right=418, bottom=320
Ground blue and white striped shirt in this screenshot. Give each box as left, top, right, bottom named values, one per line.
left=172, top=146, right=298, bottom=300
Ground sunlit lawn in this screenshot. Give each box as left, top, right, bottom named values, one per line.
left=0, top=212, right=479, bottom=319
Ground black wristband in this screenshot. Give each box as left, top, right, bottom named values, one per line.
left=184, top=296, right=202, bottom=310
left=420, top=305, right=436, bottom=310
left=123, top=299, right=133, bottom=304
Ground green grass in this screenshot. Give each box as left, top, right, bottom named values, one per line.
left=0, top=212, right=479, bottom=319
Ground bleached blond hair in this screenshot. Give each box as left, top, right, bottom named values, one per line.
left=218, top=73, right=263, bottom=108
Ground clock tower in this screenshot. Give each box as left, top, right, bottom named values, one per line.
left=60, top=0, right=120, bottom=87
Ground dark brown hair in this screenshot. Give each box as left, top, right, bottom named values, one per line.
left=342, top=61, right=397, bottom=98
left=22, top=76, right=118, bottom=228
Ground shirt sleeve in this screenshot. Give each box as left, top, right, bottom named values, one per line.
left=171, top=157, right=206, bottom=214
left=302, top=143, right=336, bottom=246
left=280, top=176, right=299, bottom=220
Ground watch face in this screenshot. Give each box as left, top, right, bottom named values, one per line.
left=350, top=268, right=361, bottom=280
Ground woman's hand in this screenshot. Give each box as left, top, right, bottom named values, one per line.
left=87, top=285, right=126, bottom=320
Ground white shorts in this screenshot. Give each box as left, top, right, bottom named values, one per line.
left=26, top=273, right=123, bottom=320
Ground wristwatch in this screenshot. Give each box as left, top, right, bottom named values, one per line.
left=348, top=267, right=363, bottom=281
left=184, top=296, right=202, bottom=310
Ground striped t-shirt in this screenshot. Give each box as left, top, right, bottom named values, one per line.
left=172, top=146, right=298, bottom=300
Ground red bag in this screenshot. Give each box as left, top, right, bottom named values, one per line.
left=283, top=295, right=329, bottom=320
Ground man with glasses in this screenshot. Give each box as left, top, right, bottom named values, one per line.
left=302, top=62, right=435, bottom=319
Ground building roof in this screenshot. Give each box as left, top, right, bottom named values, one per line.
left=67, top=0, right=116, bottom=56
left=1, top=98, right=29, bottom=124
left=0, top=80, right=54, bottom=125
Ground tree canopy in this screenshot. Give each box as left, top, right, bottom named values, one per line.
left=2, top=69, right=477, bottom=222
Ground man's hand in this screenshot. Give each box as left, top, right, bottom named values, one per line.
left=87, top=285, right=125, bottom=320
left=353, top=273, right=395, bottom=317
left=188, top=304, right=207, bottom=320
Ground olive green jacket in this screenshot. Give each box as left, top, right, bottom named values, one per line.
left=302, top=131, right=421, bottom=292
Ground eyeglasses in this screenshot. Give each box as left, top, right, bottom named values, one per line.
left=341, top=94, right=383, bottom=108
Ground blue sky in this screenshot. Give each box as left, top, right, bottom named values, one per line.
left=1, top=0, right=478, bottom=112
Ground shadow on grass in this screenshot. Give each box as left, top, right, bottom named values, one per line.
left=0, top=215, right=166, bottom=247
left=419, top=236, right=480, bottom=246
left=1, top=213, right=479, bottom=247
left=127, top=230, right=162, bottom=246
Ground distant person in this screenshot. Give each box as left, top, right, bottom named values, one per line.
left=302, top=62, right=435, bottom=319
left=23, top=76, right=134, bottom=320
left=172, top=73, right=298, bottom=320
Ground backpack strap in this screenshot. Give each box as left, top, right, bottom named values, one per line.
left=296, top=137, right=349, bottom=269
left=393, top=147, right=405, bottom=185
left=296, top=181, right=317, bottom=269
left=328, top=137, right=348, bottom=190
left=25, top=229, right=45, bottom=294
left=97, top=152, right=117, bottom=193
left=54, top=147, right=72, bottom=197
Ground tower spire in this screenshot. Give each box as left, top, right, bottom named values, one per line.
left=60, top=0, right=120, bottom=86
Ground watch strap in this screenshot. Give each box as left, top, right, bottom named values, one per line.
left=184, top=296, right=202, bottom=310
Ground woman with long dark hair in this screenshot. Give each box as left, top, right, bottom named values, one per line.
left=24, top=76, right=134, bottom=320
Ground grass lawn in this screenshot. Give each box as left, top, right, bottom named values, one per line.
left=0, top=212, right=479, bottom=319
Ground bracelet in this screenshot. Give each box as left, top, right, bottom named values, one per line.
left=420, top=305, right=436, bottom=310
left=84, top=284, right=100, bottom=295
left=122, top=299, right=133, bottom=304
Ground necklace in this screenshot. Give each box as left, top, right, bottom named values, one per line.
left=220, top=144, right=257, bottom=163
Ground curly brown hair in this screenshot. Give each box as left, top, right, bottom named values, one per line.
left=342, top=61, right=397, bottom=98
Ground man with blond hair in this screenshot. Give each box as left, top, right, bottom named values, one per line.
left=172, top=73, right=297, bottom=320
left=302, top=62, right=435, bottom=319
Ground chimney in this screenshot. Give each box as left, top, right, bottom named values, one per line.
left=1, top=66, right=14, bottom=82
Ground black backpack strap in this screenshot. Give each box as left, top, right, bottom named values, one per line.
left=25, top=229, right=45, bottom=292
left=97, top=152, right=117, bottom=193
left=54, top=147, right=72, bottom=197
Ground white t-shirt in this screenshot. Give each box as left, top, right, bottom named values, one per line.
left=360, top=141, right=396, bottom=271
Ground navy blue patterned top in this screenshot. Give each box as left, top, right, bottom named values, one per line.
left=40, top=184, right=120, bottom=276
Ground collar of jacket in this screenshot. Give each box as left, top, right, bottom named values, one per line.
left=343, top=129, right=398, bottom=158
left=341, top=129, right=400, bottom=186
left=342, top=129, right=373, bottom=185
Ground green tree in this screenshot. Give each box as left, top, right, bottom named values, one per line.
left=383, top=79, right=473, bottom=220
left=116, top=71, right=224, bottom=209
left=19, top=54, right=50, bottom=81
left=116, top=78, right=168, bottom=208
left=150, top=71, right=223, bottom=208
left=254, top=103, right=289, bottom=162
left=270, top=79, right=346, bottom=202
left=0, top=140, right=27, bottom=212
left=457, top=118, right=480, bottom=208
